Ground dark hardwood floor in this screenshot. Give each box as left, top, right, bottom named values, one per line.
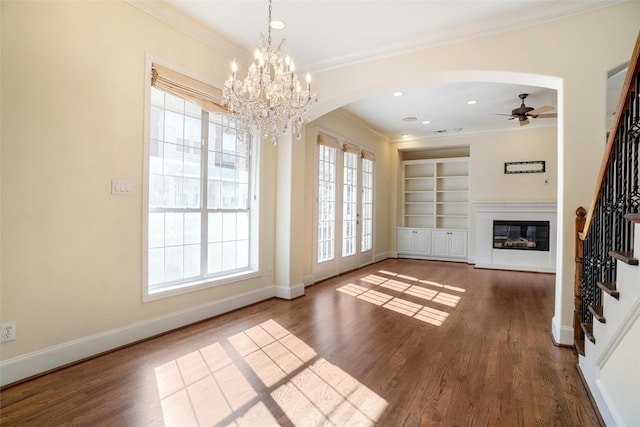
left=0, top=259, right=601, bottom=426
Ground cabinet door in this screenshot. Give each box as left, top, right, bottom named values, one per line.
left=397, top=229, right=415, bottom=254
left=449, top=231, right=468, bottom=258
left=414, top=229, right=431, bottom=255
left=431, top=230, right=449, bottom=257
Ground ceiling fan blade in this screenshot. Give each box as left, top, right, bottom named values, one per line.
left=519, top=118, right=530, bottom=126
left=534, top=113, right=558, bottom=118
left=528, top=105, right=553, bottom=116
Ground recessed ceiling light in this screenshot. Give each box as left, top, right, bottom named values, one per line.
left=401, top=133, right=409, bottom=137
left=270, top=20, right=286, bottom=30
left=393, top=91, right=404, bottom=97
left=402, top=117, right=417, bottom=122
left=422, top=120, right=431, bottom=124
left=467, top=100, right=478, bottom=105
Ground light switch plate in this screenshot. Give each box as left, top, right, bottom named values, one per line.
left=111, top=179, right=133, bottom=195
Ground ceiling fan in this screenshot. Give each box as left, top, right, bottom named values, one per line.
left=498, top=93, right=557, bottom=126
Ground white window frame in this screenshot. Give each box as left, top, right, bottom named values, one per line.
left=142, top=60, right=260, bottom=302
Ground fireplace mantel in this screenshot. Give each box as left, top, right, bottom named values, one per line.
left=474, top=201, right=557, bottom=273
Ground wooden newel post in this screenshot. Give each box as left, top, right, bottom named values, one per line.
left=574, top=206, right=587, bottom=347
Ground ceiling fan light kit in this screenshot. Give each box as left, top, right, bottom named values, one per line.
left=497, top=93, right=557, bottom=126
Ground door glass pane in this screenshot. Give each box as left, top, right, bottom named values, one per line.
left=361, top=158, right=373, bottom=252
left=318, top=145, right=336, bottom=262
left=342, top=152, right=358, bottom=257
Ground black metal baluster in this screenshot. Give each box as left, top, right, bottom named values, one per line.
left=580, top=63, right=640, bottom=329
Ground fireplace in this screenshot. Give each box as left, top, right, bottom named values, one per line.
left=475, top=201, right=556, bottom=273
left=493, top=220, right=550, bottom=251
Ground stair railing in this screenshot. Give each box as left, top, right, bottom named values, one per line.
left=574, top=31, right=640, bottom=351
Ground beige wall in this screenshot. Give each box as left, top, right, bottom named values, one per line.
left=0, top=0, right=394, bottom=378
left=1, top=0, right=639, bottom=383
left=469, top=128, right=557, bottom=203
left=393, top=126, right=557, bottom=259
left=469, top=127, right=557, bottom=259
left=310, top=2, right=639, bottom=344
left=0, top=1, right=280, bottom=363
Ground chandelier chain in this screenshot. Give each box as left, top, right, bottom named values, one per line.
left=267, top=0, right=272, bottom=46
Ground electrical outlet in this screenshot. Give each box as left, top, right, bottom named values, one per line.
left=0, top=321, right=16, bottom=343
left=267, top=267, right=272, bottom=277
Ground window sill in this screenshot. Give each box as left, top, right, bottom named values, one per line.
left=143, top=269, right=261, bottom=302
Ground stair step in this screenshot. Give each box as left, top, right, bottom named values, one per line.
left=575, top=339, right=585, bottom=356
left=597, top=281, right=620, bottom=299
left=588, top=304, right=606, bottom=323
left=581, top=322, right=595, bottom=344
left=624, top=213, right=640, bottom=224
left=609, top=250, right=639, bottom=266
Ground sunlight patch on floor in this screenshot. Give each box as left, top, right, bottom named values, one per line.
left=154, top=319, right=387, bottom=426
left=336, top=283, right=451, bottom=326
left=415, top=306, right=449, bottom=325
left=358, top=289, right=393, bottom=306
left=365, top=270, right=465, bottom=308
left=337, top=283, right=369, bottom=296
left=335, top=269, right=466, bottom=326
left=360, top=274, right=388, bottom=285
left=380, top=279, right=411, bottom=292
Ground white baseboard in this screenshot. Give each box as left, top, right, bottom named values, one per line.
left=474, top=262, right=555, bottom=274
left=0, top=286, right=275, bottom=387
left=303, top=275, right=315, bottom=287
left=551, top=316, right=574, bottom=346
left=386, top=252, right=398, bottom=259
left=274, top=282, right=305, bottom=299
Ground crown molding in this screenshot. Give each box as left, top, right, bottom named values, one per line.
left=389, top=122, right=557, bottom=144
left=307, top=1, right=625, bottom=73
left=329, top=109, right=391, bottom=142
left=126, top=0, right=250, bottom=62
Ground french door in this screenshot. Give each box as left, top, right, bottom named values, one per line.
left=315, top=137, right=374, bottom=281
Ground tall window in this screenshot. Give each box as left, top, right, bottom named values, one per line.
left=317, top=145, right=336, bottom=263
left=147, top=81, right=255, bottom=296
left=315, top=133, right=376, bottom=270
left=342, top=151, right=358, bottom=256
left=361, top=157, right=374, bottom=252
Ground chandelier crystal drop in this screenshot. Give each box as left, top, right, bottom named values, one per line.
left=222, top=0, right=317, bottom=144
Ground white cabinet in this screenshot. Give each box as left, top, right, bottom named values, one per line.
left=398, top=157, right=469, bottom=261
left=431, top=230, right=467, bottom=259
left=397, top=228, right=431, bottom=256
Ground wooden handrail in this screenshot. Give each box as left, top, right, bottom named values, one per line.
left=573, top=206, right=586, bottom=348
left=579, top=31, right=640, bottom=240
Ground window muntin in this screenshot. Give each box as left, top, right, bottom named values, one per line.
left=147, top=87, right=254, bottom=295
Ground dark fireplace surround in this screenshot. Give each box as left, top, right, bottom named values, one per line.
left=493, top=220, right=550, bottom=252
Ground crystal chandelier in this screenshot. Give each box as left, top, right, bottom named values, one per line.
left=222, top=0, right=317, bottom=144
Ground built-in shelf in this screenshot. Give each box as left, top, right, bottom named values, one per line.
left=400, top=158, right=469, bottom=254
left=402, top=157, right=469, bottom=229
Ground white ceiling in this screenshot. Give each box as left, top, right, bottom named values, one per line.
left=137, top=0, right=626, bottom=140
